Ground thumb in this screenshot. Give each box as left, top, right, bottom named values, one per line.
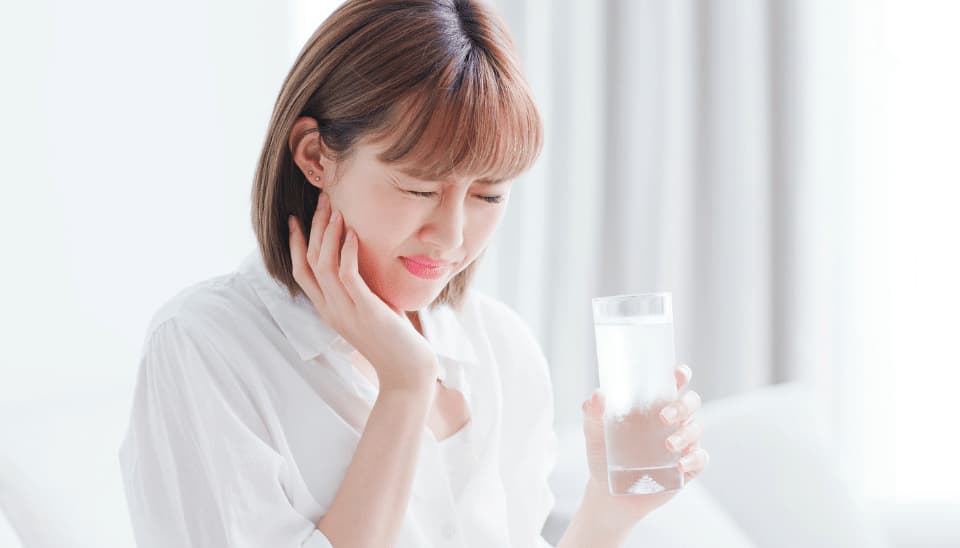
left=582, top=388, right=606, bottom=450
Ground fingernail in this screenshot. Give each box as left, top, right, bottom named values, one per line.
left=667, top=434, right=683, bottom=452
left=680, top=364, right=693, bottom=379
left=331, top=210, right=340, bottom=223
left=661, top=406, right=678, bottom=424
left=582, top=397, right=592, bottom=412
left=679, top=454, right=695, bottom=471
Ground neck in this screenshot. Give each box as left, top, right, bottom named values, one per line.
left=406, top=310, right=424, bottom=337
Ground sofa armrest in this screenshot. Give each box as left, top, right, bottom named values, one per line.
left=695, top=381, right=892, bottom=548
left=546, top=415, right=756, bottom=547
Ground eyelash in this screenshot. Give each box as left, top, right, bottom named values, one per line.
left=406, top=190, right=505, bottom=204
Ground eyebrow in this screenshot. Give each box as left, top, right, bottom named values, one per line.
left=394, top=167, right=507, bottom=185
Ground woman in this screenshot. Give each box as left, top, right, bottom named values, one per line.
left=118, top=0, right=709, bottom=546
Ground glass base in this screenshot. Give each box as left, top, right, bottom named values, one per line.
left=608, top=464, right=684, bottom=495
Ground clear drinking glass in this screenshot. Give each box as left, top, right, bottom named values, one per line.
left=592, top=292, right=683, bottom=495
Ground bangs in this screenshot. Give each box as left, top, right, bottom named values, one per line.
left=365, top=50, right=543, bottom=184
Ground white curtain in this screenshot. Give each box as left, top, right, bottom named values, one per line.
left=483, top=0, right=893, bottom=507
left=484, top=0, right=807, bottom=426
left=486, top=0, right=960, bottom=541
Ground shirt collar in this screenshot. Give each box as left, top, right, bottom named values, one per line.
left=236, top=248, right=480, bottom=368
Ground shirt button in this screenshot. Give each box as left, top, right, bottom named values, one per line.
left=441, top=521, right=456, bottom=540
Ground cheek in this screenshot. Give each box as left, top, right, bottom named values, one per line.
left=464, top=208, right=505, bottom=248
left=348, top=191, right=418, bottom=236
left=348, top=209, right=411, bottom=287
left=353, top=238, right=398, bottom=299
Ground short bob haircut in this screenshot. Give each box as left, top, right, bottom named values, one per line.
left=251, top=0, right=543, bottom=311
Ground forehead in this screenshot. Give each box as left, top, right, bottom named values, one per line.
left=392, top=165, right=507, bottom=186
left=359, top=139, right=507, bottom=186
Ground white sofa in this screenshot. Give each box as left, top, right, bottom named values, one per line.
left=546, top=381, right=893, bottom=547
left=0, top=381, right=891, bottom=547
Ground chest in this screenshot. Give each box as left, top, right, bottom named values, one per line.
left=350, top=353, right=471, bottom=441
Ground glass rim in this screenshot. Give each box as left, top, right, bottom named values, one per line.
left=591, top=292, right=672, bottom=304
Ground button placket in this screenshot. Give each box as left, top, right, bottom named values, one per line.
left=441, top=520, right=457, bottom=541
left=412, top=430, right=466, bottom=546
left=412, top=430, right=450, bottom=502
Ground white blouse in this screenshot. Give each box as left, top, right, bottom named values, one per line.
left=118, top=248, right=559, bottom=547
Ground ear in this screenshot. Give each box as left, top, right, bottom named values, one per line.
left=289, top=116, right=335, bottom=191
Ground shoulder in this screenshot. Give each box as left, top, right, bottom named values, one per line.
left=467, top=289, right=533, bottom=335
left=140, top=271, right=257, bottom=359
left=468, top=290, right=538, bottom=343
left=465, top=289, right=550, bottom=380
left=132, top=276, right=266, bottom=417
left=465, top=293, right=556, bottom=438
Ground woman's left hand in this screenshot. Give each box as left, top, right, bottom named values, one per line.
left=580, top=364, right=709, bottom=526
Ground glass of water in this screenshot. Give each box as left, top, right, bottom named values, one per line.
left=592, top=292, right=683, bottom=495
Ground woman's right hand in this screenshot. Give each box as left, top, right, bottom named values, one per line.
left=287, top=192, right=439, bottom=393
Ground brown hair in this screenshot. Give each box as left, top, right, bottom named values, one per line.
left=251, top=0, right=543, bottom=311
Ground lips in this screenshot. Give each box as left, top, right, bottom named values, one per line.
left=401, top=256, right=450, bottom=280
left=403, top=255, right=450, bottom=268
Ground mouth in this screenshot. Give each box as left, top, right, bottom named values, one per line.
left=400, top=257, right=450, bottom=280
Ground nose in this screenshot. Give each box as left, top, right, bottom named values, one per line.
left=420, top=196, right=465, bottom=253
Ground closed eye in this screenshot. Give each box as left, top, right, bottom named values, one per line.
left=406, top=190, right=436, bottom=198
left=406, top=190, right=505, bottom=204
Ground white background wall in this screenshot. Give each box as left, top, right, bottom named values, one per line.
left=1, top=0, right=327, bottom=403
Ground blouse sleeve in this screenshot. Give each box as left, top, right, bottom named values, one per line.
left=118, top=318, right=333, bottom=548
left=495, top=308, right=560, bottom=548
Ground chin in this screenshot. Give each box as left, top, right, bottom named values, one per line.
left=388, top=287, right=444, bottom=312
left=369, top=274, right=444, bottom=312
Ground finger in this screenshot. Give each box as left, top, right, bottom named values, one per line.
left=338, top=227, right=366, bottom=307
left=679, top=441, right=706, bottom=481
left=665, top=420, right=704, bottom=454
left=659, top=389, right=702, bottom=425
left=581, top=389, right=606, bottom=458
left=675, top=363, right=693, bottom=392
left=581, top=388, right=605, bottom=418
left=678, top=447, right=710, bottom=475
left=317, top=208, right=343, bottom=274
left=581, top=389, right=605, bottom=437
left=314, top=206, right=351, bottom=310
left=288, top=214, right=326, bottom=308
left=306, top=192, right=331, bottom=271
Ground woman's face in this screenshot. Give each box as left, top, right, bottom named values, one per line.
left=303, top=133, right=512, bottom=312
